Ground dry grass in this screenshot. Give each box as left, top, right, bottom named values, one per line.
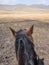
left=0, top=9, right=49, bottom=23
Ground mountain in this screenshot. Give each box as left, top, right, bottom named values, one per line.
left=0, top=4, right=49, bottom=10
left=30, top=4, right=49, bottom=9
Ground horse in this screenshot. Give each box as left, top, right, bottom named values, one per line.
left=9, top=25, right=39, bottom=65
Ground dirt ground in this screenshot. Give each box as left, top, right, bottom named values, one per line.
left=0, top=20, right=49, bottom=65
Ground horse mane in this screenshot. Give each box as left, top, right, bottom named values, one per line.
left=15, top=30, right=38, bottom=65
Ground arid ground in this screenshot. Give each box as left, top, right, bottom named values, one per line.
left=0, top=9, right=49, bottom=65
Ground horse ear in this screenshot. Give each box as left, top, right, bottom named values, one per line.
left=9, top=27, right=16, bottom=37
left=27, top=24, right=34, bottom=35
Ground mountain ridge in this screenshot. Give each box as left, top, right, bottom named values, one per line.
left=0, top=4, right=49, bottom=10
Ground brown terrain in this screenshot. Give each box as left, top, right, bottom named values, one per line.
left=0, top=5, right=49, bottom=65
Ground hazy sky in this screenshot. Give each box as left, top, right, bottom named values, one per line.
left=0, top=0, right=49, bottom=5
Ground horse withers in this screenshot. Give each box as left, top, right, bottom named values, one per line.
left=10, top=25, right=39, bottom=65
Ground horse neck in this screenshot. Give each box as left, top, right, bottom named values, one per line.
left=15, top=33, right=38, bottom=65
left=18, top=40, right=37, bottom=65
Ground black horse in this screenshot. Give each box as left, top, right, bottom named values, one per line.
left=10, top=25, right=43, bottom=65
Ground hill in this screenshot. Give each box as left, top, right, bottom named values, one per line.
left=0, top=4, right=49, bottom=10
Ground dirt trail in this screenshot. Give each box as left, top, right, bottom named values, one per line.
left=0, top=20, right=49, bottom=65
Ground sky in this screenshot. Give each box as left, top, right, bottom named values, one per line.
left=0, top=0, right=49, bottom=5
